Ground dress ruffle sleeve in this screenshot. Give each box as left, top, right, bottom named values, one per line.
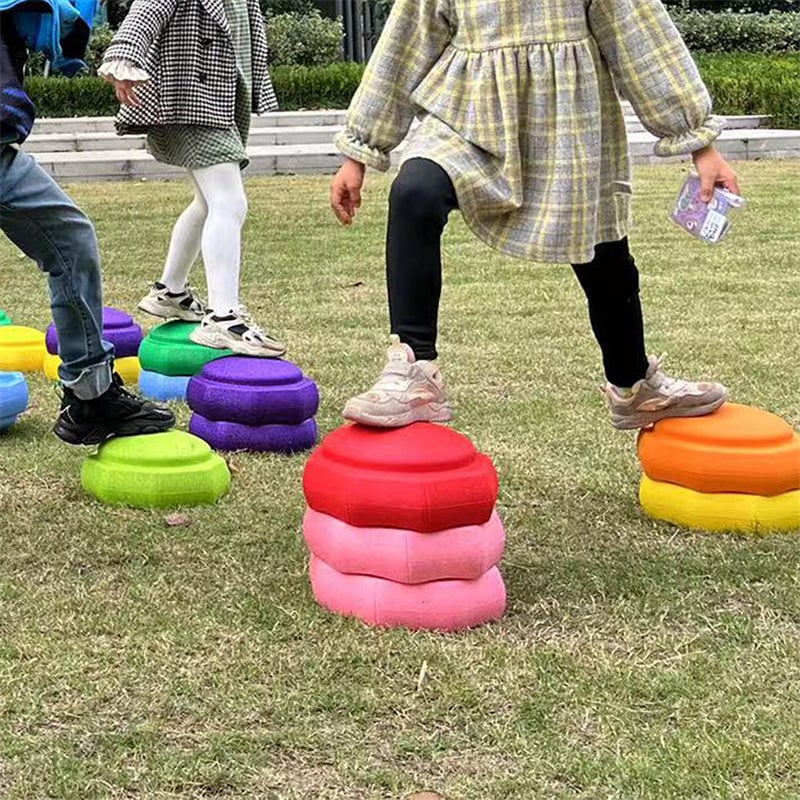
left=334, top=0, right=453, bottom=170
left=588, top=0, right=723, bottom=156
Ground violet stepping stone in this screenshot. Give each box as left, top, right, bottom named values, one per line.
left=190, top=414, right=317, bottom=453
left=46, top=306, right=143, bottom=359
left=187, top=357, right=319, bottom=426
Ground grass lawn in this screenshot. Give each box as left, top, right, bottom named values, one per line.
left=0, top=162, right=799, bottom=799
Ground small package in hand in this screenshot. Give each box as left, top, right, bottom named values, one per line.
left=671, top=173, right=745, bottom=244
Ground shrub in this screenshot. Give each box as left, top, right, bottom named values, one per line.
left=270, top=62, right=365, bottom=108
left=26, top=76, right=118, bottom=117
left=260, top=0, right=314, bottom=16
left=664, top=0, right=798, bottom=11
left=672, top=11, right=800, bottom=52
left=84, top=25, right=116, bottom=76
left=696, top=52, right=800, bottom=128
left=266, top=11, right=344, bottom=67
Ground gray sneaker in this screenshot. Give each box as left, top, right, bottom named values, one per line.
left=603, top=354, right=728, bottom=430
left=343, top=335, right=453, bottom=428
left=138, top=282, right=205, bottom=322
left=190, top=306, right=286, bottom=357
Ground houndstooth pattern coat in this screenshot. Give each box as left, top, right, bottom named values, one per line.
left=336, top=0, right=723, bottom=264
left=103, top=0, right=278, bottom=134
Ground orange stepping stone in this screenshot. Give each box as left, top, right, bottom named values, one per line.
left=638, top=403, right=800, bottom=497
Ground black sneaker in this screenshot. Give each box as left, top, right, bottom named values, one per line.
left=53, top=374, right=176, bottom=446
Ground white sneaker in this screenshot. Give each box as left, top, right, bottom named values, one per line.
left=343, top=335, right=453, bottom=428
left=189, top=306, right=286, bottom=357
left=138, top=283, right=205, bottom=322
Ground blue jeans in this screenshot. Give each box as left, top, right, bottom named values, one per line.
left=0, top=145, right=113, bottom=399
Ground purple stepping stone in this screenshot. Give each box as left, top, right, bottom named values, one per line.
left=46, top=307, right=143, bottom=358
left=190, top=413, right=317, bottom=453
left=187, top=356, right=319, bottom=426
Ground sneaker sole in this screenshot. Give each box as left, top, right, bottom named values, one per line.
left=611, top=396, right=727, bottom=430
left=138, top=298, right=205, bottom=322
left=343, top=400, right=454, bottom=428
left=53, top=415, right=175, bottom=446
left=189, top=328, right=286, bottom=358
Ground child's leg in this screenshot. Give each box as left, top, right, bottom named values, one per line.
left=138, top=173, right=207, bottom=321
left=343, top=158, right=456, bottom=427
left=0, top=146, right=113, bottom=398
left=159, top=173, right=208, bottom=292
left=192, top=162, right=246, bottom=315
left=387, top=158, right=458, bottom=361
left=0, top=146, right=174, bottom=444
left=571, top=237, right=649, bottom=388
left=573, top=237, right=727, bottom=429
left=188, top=162, right=285, bottom=357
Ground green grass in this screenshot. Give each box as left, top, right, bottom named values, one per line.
left=1, top=162, right=799, bottom=799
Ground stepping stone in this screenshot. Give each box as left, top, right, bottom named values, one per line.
left=0, top=372, right=29, bottom=431
left=639, top=403, right=800, bottom=533
left=0, top=326, right=46, bottom=373
left=187, top=356, right=319, bottom=453
left=303, top=422, right=498, bottom=533
left=46, top=307, right=143, bottom=359
left=138, top=370, right=191, bottom=402
left=0, top=309, right=11, bottom=326
left=139, top=321, right=233, bottom=377
left=81, top=430, right=231, bottom=508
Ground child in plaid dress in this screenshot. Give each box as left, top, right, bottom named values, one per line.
left=330, top=0, right=741, bottom=429
left=100, top=0, right=285, bottom=357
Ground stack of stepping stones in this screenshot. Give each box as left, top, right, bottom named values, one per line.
left=138, top=321, right=232, bottom=401
left=44, top=306, right=144, bottom=385
left=187, top=356, right=319, bottom=453
left=303, top=422, right=507, bottom=631
left=639, top=403, right=800, bottom=534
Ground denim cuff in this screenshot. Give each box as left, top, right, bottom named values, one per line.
left=60, top=358, right=114, bottom=400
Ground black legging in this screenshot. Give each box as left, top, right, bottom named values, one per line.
left=386, top=158, right=650, bottom=387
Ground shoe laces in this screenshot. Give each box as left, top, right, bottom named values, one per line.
left=647, top=354, right=692, bottom=397
left=232, top=305, right=279, bottom=343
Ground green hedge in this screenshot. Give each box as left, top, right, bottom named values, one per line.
left=25, top=56, right=799, bottom=130
left=672, top=11, right=800, bottom=52
left=26, top=63, right=367, bottom=117
left=664, top=0, right=798, bottom=10
left=696, top=52, right=800, bottom=128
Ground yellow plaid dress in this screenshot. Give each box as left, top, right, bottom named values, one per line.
left=336, top=0, right=723, bottom=264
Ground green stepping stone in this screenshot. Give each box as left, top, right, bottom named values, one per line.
left=139, top=321, right=233, bottom=377
left=0, top=309, right=11, bottom=326
left=81, top=430, right=231, bottom=508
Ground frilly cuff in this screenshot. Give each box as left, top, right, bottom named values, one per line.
left=335, top=130, right=391, bottom=172
left=654, top=115, right=725, bottom=157
left=98, top=60, right=152, bottom=83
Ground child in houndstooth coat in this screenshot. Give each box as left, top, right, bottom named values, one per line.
left=101, top=0, right=285, bottom=357
left=330, top=0, right=741, bottom=430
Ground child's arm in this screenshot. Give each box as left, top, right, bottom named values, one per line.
left=101, top=0, right=179, bottom=70
left=335, top=0, right=453, bottom=172
left=587, top=0, right=721, bottom=158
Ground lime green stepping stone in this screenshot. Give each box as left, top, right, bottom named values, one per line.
left=0, top=309, right=11, bottom=326
left=82, top=430, right=231, bottom=508
left=139, top=321, right=233, bottom=377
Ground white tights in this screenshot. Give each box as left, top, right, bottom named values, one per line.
left=159, top=162, right=248, bottom=315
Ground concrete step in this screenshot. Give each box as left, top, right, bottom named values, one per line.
left=29, top=128, right=800, bottom=183
left=30, top=109, right=348, bottom=136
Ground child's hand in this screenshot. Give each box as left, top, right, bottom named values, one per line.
left=692, top=146, right=740, bottom=202
left=103, top=74, right=144, bottom=108
left=331, top=158, right=366, bottom=225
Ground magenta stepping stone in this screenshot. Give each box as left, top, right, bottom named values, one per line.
left=190, top=414, right=317, bottom=453
left=46, top=307, right=143, bottom=359
left=187, top=357, right=319, bottom=426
